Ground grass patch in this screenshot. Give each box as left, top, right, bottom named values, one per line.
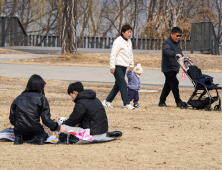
left=0, top=76, right=222, bottom=169
left=4, top=52, right=222, bottom=73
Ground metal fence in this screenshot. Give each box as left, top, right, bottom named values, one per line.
left=0, top=16, right=191, bottom=51
left=26, top=35, right=191, bottom=51
left=191, top=22, right=218, bottom=55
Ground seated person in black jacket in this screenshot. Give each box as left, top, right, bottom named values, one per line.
left=9, top=74, right=68, bottom=145
left=61, top=82, right=109, bottom=140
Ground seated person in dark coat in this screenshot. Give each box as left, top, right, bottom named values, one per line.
left=61, top=82, right=109, bottom=140
left=62, top=82, right=122, bottom=140
left=9, top=74, right=68, bottom=145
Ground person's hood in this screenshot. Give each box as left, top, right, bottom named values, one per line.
left=169, top=36, right=180, bottom=44
left=74, top=90, right=96, bottom=103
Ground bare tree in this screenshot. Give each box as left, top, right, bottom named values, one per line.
left=214, top=0, right=222, bottom=54
left=169, top=0, right=184, bottom=27
left=61, top=0, right=78, bottom=55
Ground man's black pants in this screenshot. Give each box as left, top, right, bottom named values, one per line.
left=159, top=71, right=181, bottom=104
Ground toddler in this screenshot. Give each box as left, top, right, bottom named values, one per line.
left=126, top=63, right=143, bottom=108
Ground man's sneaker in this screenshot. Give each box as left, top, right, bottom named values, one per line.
left=158, top=102, right=167, bottom=107
left=102, top=100, right=113, bottom=108
left=134, top=104, right=141, bottom=108
left=123, top=104, right=135, bottom=110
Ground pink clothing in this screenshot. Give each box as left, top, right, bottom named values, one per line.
left=68, top=129, right=97, bottom=140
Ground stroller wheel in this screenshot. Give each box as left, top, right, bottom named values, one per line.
left=214, top=105, right=221, bottom=111
left=205, top=105, right=211, bottom=111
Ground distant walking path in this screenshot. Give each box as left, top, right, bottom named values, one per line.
left=0, top=63, right=221, bottom=88
left=0, top=48, right=220, bottom=88
left=3, top=46, right=194, bottom=55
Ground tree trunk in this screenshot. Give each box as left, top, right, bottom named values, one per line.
left=172, top=8, right=177, bottom=27
left=58, top=0, right=63, bottom=36
left=215, top=0, right=221, bottom=54
left=118, top=0, right=123, bottom=36
left=62, top=0, right=78, bottom=55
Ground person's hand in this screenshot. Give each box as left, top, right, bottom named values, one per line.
left=59, top=126, right=68, bottom=134
left=110, top=69, right=115, bottom=74
left=129, top=67, right=133, bottom=72
left=176, top=54, right=182, bottom=58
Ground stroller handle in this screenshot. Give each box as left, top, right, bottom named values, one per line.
left=175, top=55, right=184, bottom=61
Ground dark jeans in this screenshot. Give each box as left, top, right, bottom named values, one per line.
left=14, top=129, right=49, bottom=141
left=159, top=71, right=181, bottom=104
left=128, top=89, right=139, bottom=105
left=106, top=65, right=130, bottom=105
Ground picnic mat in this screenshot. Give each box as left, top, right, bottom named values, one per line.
left=0, top=127, right=120, bottom=145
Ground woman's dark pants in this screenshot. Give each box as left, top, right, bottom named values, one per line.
left=106, top=65, right=130, bottom=105
left=159, top=71, right=181, bottom=104
left=14, top=129, right=49, bottom=141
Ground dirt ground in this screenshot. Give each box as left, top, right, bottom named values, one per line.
left=0, top=76, right=222, bottom=169
left=3, top=51, right=222, bottom=73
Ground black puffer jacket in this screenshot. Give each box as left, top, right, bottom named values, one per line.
left=63, top=90, right=108, bottom=135
left=161, top=36, right=182, bottom=73
left=9, top=91, right=59, bottom=135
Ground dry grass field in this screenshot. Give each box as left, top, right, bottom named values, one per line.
left=4, top=52, right=222, bottom=73
left=0, top=76, right=222, bottom=169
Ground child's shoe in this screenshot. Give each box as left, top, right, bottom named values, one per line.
left=102, top=100, right=113, bottom=108
left=123, top=104, right=135, bottom=110
left=134, top=104, right=141, bottom=108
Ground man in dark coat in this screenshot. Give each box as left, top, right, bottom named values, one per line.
left=158, top=27, right=185, bottom=107
left=61, top=82, right=109, bottom=140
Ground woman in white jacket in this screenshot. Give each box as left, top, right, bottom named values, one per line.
left=102, top=24, right=135, bottom=109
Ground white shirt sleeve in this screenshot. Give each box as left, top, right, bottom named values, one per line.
left=129, top=41, right=134, bottom=68
left=110, top=39, right=121, bottom=69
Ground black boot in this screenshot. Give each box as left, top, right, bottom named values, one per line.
left=57, top=133, right=68, bottom=144
left=107, top=131, right=122, bottom=138
left=14, top=136, right=23, bottom=145
left=57, top=133, right=79, bottom=144
left=68, top=134, right=79, bottom=144
left=27, top=136, right=45, bottom=145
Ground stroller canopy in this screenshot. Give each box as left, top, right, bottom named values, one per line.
left=177, top=55, right=194, bottom=71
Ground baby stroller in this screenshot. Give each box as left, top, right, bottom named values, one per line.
left=176, top=55, right=222, bottom=111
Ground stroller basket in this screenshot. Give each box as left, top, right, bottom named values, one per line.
left=188, top=97, right=217, bottom=109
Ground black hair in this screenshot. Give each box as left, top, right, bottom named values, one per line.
left=120, top=24, right=132, bottom=36
left=171, top=27, right=182, bottom=34
left=67, top=82, right=84, bottom=94
left=24, top=74, right=46, bottom=95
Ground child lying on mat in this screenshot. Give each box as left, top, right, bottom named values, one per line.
left=59, top=82, right=122, bottom=143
